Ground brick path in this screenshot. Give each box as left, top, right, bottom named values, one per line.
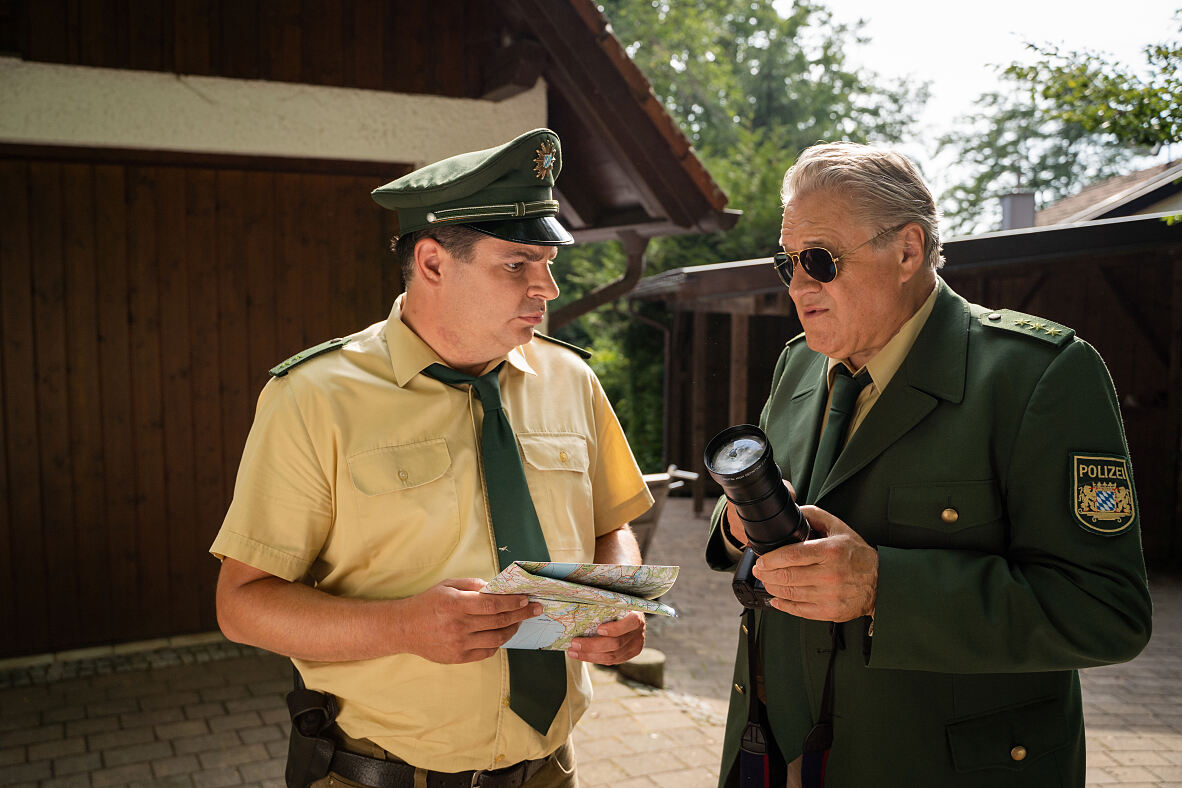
left=1, top=496, right=1179, bottom=787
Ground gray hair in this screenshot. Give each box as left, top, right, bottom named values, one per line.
left=781, top=142, right=944, bottom=270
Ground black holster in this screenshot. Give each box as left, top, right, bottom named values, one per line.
left=285, top=667, right=339, bottom=788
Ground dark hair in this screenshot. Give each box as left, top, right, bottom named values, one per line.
left=391, top=225, right=486, bottom=284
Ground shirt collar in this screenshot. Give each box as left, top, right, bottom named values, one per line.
left=826, top=281, right=939, bottom=392
left=384, top=293, right=537, bottom=387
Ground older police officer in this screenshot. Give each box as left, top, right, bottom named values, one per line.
left=707, top=142, right=1152, bottom=787
left=212, top=129, right=652, bottom=788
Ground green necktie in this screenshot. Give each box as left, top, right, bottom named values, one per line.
left=799, top=365, right=870, bottom=787
left=806, top=366, right=871, bottom=504
left=423, top=362, right=566, bottom=735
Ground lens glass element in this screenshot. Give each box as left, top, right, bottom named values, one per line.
left=708, top=435, right=766, bottom=474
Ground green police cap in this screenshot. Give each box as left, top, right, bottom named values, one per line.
left=372, top=128, right=574, bottom=246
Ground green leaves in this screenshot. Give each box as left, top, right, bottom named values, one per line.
left=938, top=13, right=1178, bottom=234
left=551, top=0, right=929, bottom=469
left=1005, top=35, right=1182, bottom=150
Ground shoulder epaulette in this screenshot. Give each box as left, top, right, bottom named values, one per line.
left=978, top=309, right=1074, bottom=347
left=269, top=337, right=352, bottom=377
left=535, top=332, right=592, bottom=360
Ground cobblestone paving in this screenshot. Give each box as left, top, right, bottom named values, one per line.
left=0, top=496, right=1178, bottom=787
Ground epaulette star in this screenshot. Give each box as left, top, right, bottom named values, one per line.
left=978, top=309, right=1074, bottom=346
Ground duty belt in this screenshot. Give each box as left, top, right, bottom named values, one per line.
left=328, top=748, right=550, bottom=788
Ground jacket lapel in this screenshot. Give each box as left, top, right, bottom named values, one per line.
left=813, top=281, right=970, bottom=502
left=770, top=352, right=828, bottom=500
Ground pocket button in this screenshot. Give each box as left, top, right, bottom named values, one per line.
left=1010, top=745, right=1027, bottom=761
left=941, top=507, right=959, bottom=523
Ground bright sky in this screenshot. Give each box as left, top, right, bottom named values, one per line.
left=790, top=0, right=1179, bottom=198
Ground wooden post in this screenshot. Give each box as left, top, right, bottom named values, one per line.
left=692, top=310, right=708, bottom=514
left=1170, top=255, right=1182, bottom=568
left=729, top=312, right=749, bottom=426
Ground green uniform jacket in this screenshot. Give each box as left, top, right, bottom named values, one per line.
left=706, top=280, right=1152, bottom=787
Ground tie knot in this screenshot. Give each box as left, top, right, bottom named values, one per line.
left=424, top=362, right=504, bottom=411
left=830, top=366, right=870, bottom=414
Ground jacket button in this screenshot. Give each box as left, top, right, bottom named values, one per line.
left=559, top=450, right=569, bottom=464
left=941, top=507, right=959, bottom=523
left=988, top=312, right=1002, bottom=321
left=1010, top=745, right=1027, bottom=761
left=398, top=469, right=409, bottom=482
left=734, top=683, right=745, bottom=695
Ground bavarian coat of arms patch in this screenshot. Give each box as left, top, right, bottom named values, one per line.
left=1072, top=453, right=1136, bottom=535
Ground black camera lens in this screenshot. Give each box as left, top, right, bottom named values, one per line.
left=705, top=424, right=810, bottom=554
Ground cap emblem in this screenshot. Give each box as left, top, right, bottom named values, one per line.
left=532, top=139, right=556, bottom=180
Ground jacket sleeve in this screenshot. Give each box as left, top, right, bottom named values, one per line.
left=705, top=344, right=795, bottom=571
left=870, top=339, right=1152, bottom=673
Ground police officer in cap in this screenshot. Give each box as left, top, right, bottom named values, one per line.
left=212, top=129, right=653, bottom=788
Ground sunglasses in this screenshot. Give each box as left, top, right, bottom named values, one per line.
left=773, top=223, right=908, bottom=287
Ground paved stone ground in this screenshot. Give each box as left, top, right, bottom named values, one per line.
left=1, top=496, right=1178, bottom=787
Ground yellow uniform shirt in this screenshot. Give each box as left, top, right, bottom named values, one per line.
left=211, top=295, right=653, bottom=772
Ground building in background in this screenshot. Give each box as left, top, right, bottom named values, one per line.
left=0, top=0, right=739, bottom=660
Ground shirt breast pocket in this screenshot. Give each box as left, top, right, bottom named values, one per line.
left=346, top=439, right=460, bottom=568
left=518, top=432, right=593, bottom=560
left=887, top=479, right=1004, bottom=552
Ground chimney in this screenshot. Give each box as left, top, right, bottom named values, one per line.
left=1000, top=191, right=1036, bottom=230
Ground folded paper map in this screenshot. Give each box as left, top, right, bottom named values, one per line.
left=482, top=561, right=679, bottom=650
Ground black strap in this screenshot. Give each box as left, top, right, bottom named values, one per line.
left=800, top=623, right=843, bottom=787
left=738, top=608, right=785, bottom=787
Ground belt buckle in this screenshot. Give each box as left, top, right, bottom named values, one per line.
left=470, top=769, right=488, bottom=788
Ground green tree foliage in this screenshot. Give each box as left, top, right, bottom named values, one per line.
left=1006, top=20, right=1182, bottom=149
left=550, top=0, right=929, bottom=470
left=938, top=17, right=1178, bottom=234
left=937, top=83, right=1142, bottom=235
left=596, top=0, right=927, bottom=268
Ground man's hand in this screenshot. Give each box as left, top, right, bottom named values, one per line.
left=567, top=611, right=645, bottom=665
left=751, top=505, right=878, bottom=622
left=400, top=578, right=541, bottom=664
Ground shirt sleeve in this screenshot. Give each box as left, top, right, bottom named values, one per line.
left=210, top=377, right=334, bottom=582
left=588, top=372, right=653, bottom=537
left=870, top=339, right=1152, bottom=672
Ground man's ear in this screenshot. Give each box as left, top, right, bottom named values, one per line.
left=413, top=237, right=446, bottom=284
left=898, top=223, right=927, bottom=283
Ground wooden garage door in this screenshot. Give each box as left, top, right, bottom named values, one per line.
left=0, top=147, right=405, bottom=657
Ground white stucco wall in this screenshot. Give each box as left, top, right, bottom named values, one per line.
left=0, top=57, right=548, bottom=166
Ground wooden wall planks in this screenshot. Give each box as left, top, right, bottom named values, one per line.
left=17, top=0, right=501, bottom=98
left=0, top=148, right=404, bottom=657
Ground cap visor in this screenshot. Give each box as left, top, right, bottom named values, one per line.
left=464, top=216, right=574, bottom=246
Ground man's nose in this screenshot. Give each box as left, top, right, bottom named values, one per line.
left=788, top=259, right=821, bottom=296
left=531, top=263, right=560, bottom=301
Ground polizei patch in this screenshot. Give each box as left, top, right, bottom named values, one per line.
left=1072, top=454, right=1135, bottom=535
